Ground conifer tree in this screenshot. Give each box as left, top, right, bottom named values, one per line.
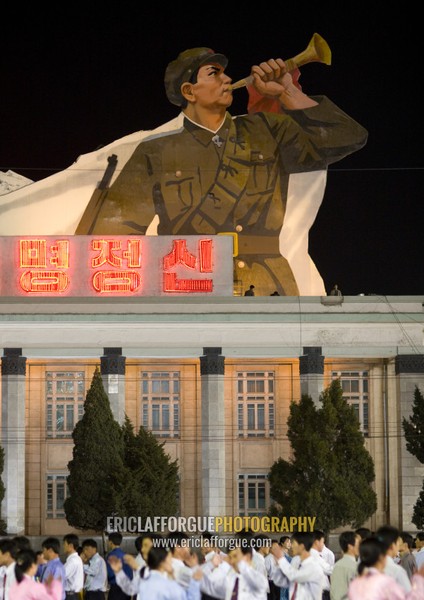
left=64, top=367, right=127, bottom=531
left=121, top=416, right=179, bottom=523
left=403, top=386, right=424, bottom=463
left=268, top=380, right=377, bottom=532
left=402, top=385, right=424, bottom=528
left=411, top=488, right=424, bottom=529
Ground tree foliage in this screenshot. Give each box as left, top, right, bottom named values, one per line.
left=64, top=367, right=128, bottom=531
left=121, top=416, right=179, bottom=523
left=268, top=380, right=377, bottom=533
left=411, top=484, right=424, bottom=530
left=402, top=386, right=424, bottom=464
left=402, top=385, right=424, bottom=529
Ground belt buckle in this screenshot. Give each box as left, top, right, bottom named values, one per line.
left=217, top=232, right=238, bottom=257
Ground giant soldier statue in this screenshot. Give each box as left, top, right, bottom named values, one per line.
left=76, top=47, right=367, bottom=295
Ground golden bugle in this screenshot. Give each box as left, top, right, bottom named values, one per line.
left=229, top=32, right=332, bottom=91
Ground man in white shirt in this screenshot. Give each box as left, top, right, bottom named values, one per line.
left=0, top=539, right=18, bottom=600
left=271, top=531, right=324, bottom=600
left=310, top=530, right=333, bottom=600
left=252, top=534, right=271, bottom=582
left=329, top=531, right=359, bottom=600
left=200, top=532, right=227, bottom=564
left=166, top=531, right=194, bottom=588
left=415, top=532, right=424, bottom=569
left=376, top=525, right=411, bottom=592
left=63, top=534, right=84, bottom=600
left=133, top=535, right=147, bottom=570
left=200, top=544, right=269, bottom=599
left=269, top=537, right=292, bottom=600
left=321, top=543, right=335, bottom=569
left=81, top=538, right=108, bottom=600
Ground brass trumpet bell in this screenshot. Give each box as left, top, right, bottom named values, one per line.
left=230, top=33, right=332, bottom=90
left=285, top=32, right=331, bottom=71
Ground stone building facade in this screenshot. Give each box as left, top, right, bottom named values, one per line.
left=1, top=294, right=423, bottom=535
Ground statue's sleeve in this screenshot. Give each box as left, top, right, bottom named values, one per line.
left=263, top=96, right=368, bottom=173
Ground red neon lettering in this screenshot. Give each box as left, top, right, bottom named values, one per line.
left=91, top=239, right=142, bottom=268
left=163, top=272, right=212, bottom=293
left=163, top=240, right=197, bottom=270
left=91, top=239, right=122, bottom=268
left=92, top=270, right=141, bottom=293
left=199, top=239, right=213, bottom=273
left=19, top=239, right=70, bottom=269
left=122, top=239, right=142, bottom=268
left=49, top=240, right=70, bottom=268
left=19, top=239, right=47, bottom=268
left=20, top=271, right=69, bottom=293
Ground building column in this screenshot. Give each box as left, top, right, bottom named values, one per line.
left=1, top=348, right=26, bottom=534
left=200, top=347, right=226, bottom=517
left=395, top=354, right=424, bottom=530
left=299, top=346, right=325, bottom=406
left=100, top=347, right=126, bottom=425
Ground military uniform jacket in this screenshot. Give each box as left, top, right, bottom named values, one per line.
left=84, top=96, right=367, bottom=295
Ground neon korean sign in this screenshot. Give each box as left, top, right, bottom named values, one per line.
left=0, top=235, right=233, bottom=297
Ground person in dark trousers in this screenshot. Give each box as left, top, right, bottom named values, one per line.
left=106, top=532, right=133, bottom=600
left=81, top=539, right=108, bottom=600
left=63, top=533, right=84, bottom=600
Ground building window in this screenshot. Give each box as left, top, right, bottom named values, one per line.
left=46, top=371, right=85, bottom=438
left=332, top=370, right=369, bottom=435
left=46, top=474, right=68, bottom=519
left=238, top=474, right=269, bottom=517
left=141, top=371, right=180, bottom=437
left=237, top=371, right=274, bottom=437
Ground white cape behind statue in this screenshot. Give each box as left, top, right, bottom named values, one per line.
left=0, top=113, right=326, bottom=295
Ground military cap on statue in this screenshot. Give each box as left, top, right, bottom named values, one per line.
left=164, top=47, right=228, bottom=106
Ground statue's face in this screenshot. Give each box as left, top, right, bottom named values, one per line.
left=186, top=63, right=233, bottom=110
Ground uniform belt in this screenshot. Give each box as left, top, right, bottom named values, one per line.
left=237, top=235, right=280, bottom=255
left=217, top=232, right=281, bottom=256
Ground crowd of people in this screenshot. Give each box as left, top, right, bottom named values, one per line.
left=2, top=526, right=424, bottom=599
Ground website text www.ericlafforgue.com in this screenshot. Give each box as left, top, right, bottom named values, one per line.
left=152, top=535, right=270, bottom=550
left=106, top=515, right=317, bottom=536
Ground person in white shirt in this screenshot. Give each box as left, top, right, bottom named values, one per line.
left=81, top=538, right=108, bottom=600
left=0, top=539, right=18, bottom=600
left=63, top=534, right=84, bottom=600
left=252, top=534, right=271, bottom=590
left=311, top=530, right=333, bottom=600
left=231, top=530, right=269, bottom=583
left=0, top=565, right=6, bottom=600
left=109, top=546, right=201, bottom=600
left=321, top=543, right=335, bottom=569
left=200, top=544, right=269, bottom=599
left=264, top=543, right=279, bottom=598
left=376, top=525, right=411, bottom=592
left=271, top=531, right=325, bottom=600
left=165, top=530, right=199, bottom=592
left=200, top=532, right=227, bottom=565
left=330, top=530, right=359, bottom=600
left=414, top=532, right=424, bottom=569
left=133, top=535, right=147, bottom=570
left=266, top=538, right=291, bottom=600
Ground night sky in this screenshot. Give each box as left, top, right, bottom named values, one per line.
left=1, top=7, right=422, bottom=296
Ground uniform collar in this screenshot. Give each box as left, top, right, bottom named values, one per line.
left=183, top=113, right=232, bottom=147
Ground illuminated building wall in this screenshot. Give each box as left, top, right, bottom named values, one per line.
left=1, top=294, right=424, bottom=536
